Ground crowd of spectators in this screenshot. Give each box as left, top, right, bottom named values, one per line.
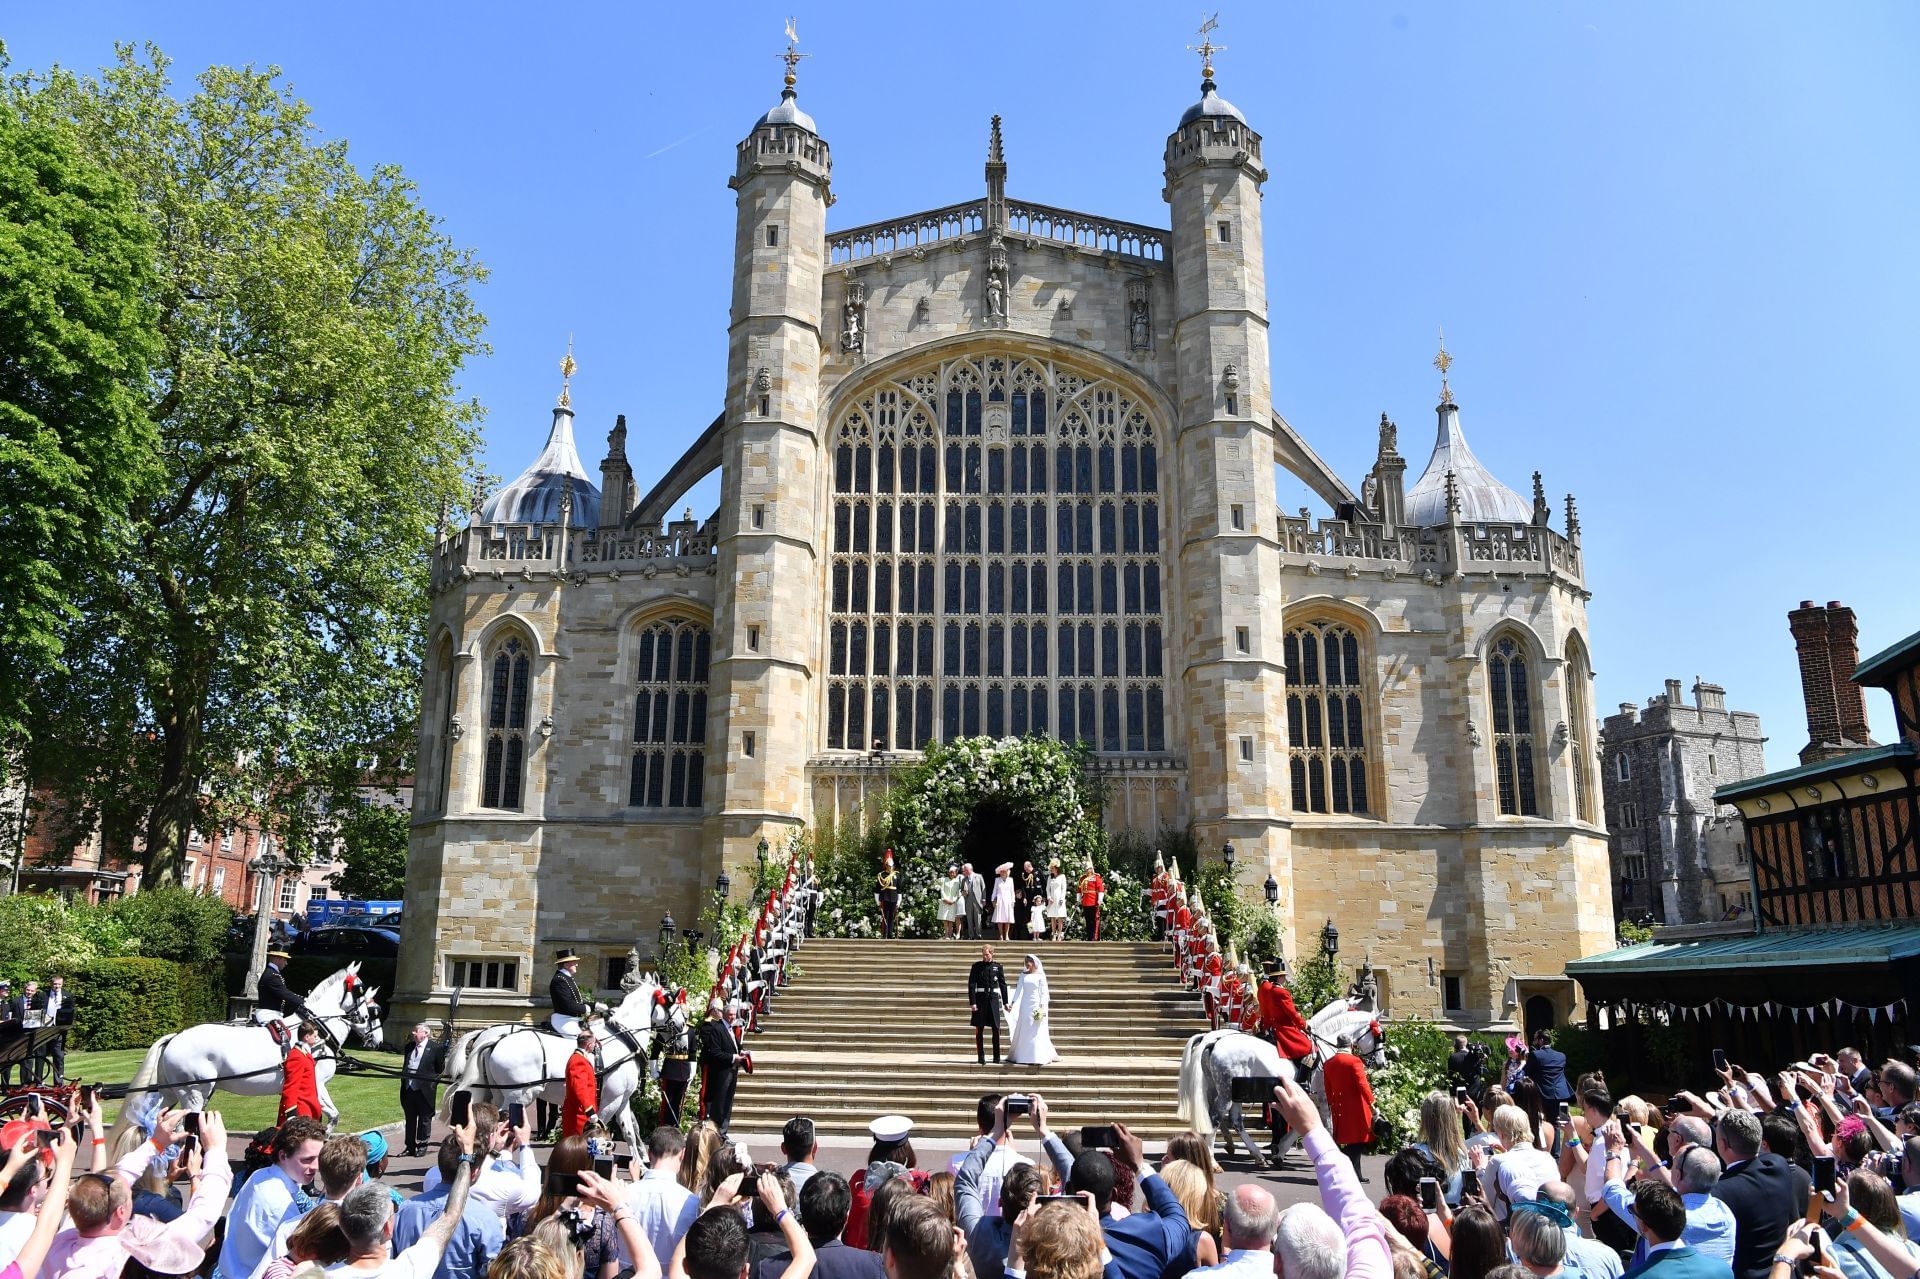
left=2, top=1044, right=1919, bottom=1279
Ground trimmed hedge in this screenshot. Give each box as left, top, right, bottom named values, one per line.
left=67, top=957, right=228, bottom=1051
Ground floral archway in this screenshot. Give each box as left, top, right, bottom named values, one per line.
left=814, top=736, right=1106, bottom=938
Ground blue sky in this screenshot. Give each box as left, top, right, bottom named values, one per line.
left=10, top=3, right=1918, bottom=771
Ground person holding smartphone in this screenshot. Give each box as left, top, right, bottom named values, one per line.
left=955, top=1093, right=1074, bottom=1279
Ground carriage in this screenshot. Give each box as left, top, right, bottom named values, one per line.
left=0, top=1027, right=79, bottom=1126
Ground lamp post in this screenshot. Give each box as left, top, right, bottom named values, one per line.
left=658, top=913, right=675, bottom=950
left=715, top=870, right=731, bottom=902
left=1264, top=874, right=1279, bottom=907
left=1320, top=919, right=1340, bottom=961
left=1221, top=842, right=1235, bottom=869
left=239, top=850, right=293, bottom=1011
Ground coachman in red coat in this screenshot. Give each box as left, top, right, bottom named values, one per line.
left=278, top=1026, right=324, bottom=1123
left=1320, top=1041, right=1376, bottom=1177
left=1256, top=963, right=1316, bottom=1063
left=561, top=1031, right=600, bottom=1138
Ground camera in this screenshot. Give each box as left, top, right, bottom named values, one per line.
left=1004, top=1094, right=1033, bottom=1118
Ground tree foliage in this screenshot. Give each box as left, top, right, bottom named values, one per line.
left=325, top=800, right=411, bottom=901
left=7, top=45, right=487, bottom=881
left=0, top=91, right=160, bottom=741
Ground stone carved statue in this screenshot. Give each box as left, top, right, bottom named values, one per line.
left=841, top=281, right=867, bottom=354
left=1378, top=413, right=1397, bottom=454
left=1126, top=279, right=1151, bottom=350
left=985, top=231, right=1008, bottom=322
left=1349, top=960, right=1379, bottom=1008
left=986, top=272, right=1004, bottom=319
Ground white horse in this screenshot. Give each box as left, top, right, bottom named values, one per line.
left=112, top=965, right=384, bottom=1141
left=441, top=975, right=665, bottom=1148
left=1176, top=988, right=1388, bottom=1169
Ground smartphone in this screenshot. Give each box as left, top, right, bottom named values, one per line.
left=549, top=1171, right=581, bottom=1196
left=1003, top=1094, right=1032, bottom=1117
left=1419, top=1177, right=1440, bottom=1211
left=1556, top=1100, right=1571, bottom=1123
left=450, top=1090, right=473, bottom=1127
left=1814, top=1154, right=1837, bottom=1195
left=177, top=1132, right=198, bottom=1157
left=1453, top=1086, right=1468, bottom=1105
left=593, top=1157, right=617, bottom=1181
left=507, top=1102, right=526, bottom=1129
left=25, top=1096, right=41, bottom=1118
left=33, top=1130, right=56, bottom=1151
left=1035, top=1194, right=1080, bottom=1205
left=1080, top=1125, right=1119, bottom=1149
left=1231, top=1075, right=1284, bottom=1103
left=1460, top=1167, right=1481, bottom=1199
left=1712, top=1048, right=1729, bottom=1073
left=78, top=1084, right=96, bottom=1112
left=183, top=1113, right=202, bottom=1137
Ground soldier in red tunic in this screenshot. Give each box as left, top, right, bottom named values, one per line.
left=1236, top=963, right=1262, bottom=1032
left=561, top=1028, right=599, bottom=1137
left=1200, top=933, right=1225, bottom=1029
left=277, top=1022, right=324, bottom=1123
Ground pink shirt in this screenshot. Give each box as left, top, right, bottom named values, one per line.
left=41, top=1153, right=231, bottom=1279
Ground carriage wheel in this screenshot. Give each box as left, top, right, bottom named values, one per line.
left=0, top=1088, right=74, bottom=1127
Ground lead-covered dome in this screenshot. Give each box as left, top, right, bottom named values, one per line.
left=1402, top=401, right=1532, bottom=527
left=479, top=404, right=602, bottom=526
left=755, top=86, right=817, bottom=134
left=1179, top=78, right=1245, bottom=127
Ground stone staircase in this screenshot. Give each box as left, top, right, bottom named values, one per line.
left=728, top=939, right=1208, bottom=1140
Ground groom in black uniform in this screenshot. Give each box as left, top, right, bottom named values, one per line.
left=967, top=944, right=1010, bottom=1065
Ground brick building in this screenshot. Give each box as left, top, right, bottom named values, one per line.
left=1571, top=601, right=1920, bottom=1067
left=1599, top=679, right=1767, bottom=925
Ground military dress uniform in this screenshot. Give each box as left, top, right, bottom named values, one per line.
left=966, top=955, right=1010, bottom=1064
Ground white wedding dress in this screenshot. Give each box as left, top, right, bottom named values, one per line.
left=1008, top=958, right=1058, bottom=1065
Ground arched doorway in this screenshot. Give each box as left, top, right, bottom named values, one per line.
left=1523, top=994, right=1557, bottom=1041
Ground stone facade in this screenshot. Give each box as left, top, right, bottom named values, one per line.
left=1599, top=680, right=1767, bottom=926
left=395, top=61, right=1615, bottom=1034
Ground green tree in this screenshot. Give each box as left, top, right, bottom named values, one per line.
left=325, top=801, right=411, bottom=901
left=9, top=45, right=487, bottom=882
left=0, top=89, right=161, bottom=742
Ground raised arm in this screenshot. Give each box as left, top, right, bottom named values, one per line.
left=1273, top=1075, right=1388, bottom=1279
left=166, top=1112, right=234, bottom=1245
left=13, top=1125, right=79, bottom=1279
left=408, top=1117, right=479, bottom=1263
left=581, top=1171, right=661, bottom=1279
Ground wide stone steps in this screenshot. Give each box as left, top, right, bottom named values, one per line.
left=726, top=938, right=1207, bottom=1140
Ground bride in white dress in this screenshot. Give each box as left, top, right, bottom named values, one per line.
left=1008, top=954, right=1058, bottom=1065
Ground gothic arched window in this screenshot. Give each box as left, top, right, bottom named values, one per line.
left=1566, top=637, right=1596, bottom=824
left=1284, top=621, right=1371, bottom=815
left=631, top=617, right=711, bottom=809
left=481, top=635, right=531, bottom=810
left=1489, top=633, right=1540, bottom=816
left=828, top=354, right=1167, bottom=754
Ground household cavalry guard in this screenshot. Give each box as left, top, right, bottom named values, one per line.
left=549, top=948, right=603, bottom=1037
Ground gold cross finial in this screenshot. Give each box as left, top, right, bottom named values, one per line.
left=781, top=17, right=809, bottom=91
left=1433, top=325, right=1455, bottom=405
left=558, top=336, right=577, bottom=409
left=1189, top=12, right=1225, bottom=84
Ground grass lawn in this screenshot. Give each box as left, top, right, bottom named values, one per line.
left=65, top=1047, right=409, bottom=1134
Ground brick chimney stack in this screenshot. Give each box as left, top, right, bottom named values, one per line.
left=1825, top=601, right=1875, bottom=747
left=1791, top=599, right=1876, bottom=764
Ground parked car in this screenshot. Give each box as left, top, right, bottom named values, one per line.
left=291, top=924, right=401, bottom=958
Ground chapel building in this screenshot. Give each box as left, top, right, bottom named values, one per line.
left=393, top=49, right=1615, bottom=1032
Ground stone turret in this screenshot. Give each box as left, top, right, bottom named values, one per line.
left=1161, top=32, right=1296, bottom=952
left=598, top=415, right=633, bottom=529
left=708, top=38, right=833, bottom=871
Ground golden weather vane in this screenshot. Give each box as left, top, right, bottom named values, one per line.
left=1189, top=12, right=1225, bottom=82
left=558, top=336, right=578, bottom=409
left=1434, top=326, right=1455, bottom=406
left=781, top=17, right=810, bottom=90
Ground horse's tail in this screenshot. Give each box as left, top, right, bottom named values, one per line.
left=1176, top=1032, right=1212, bottom=1134
left=108, top=1033, right=176, bottom=1146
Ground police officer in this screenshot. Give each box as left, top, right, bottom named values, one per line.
left=255, top=948, right=311, bottom=1024
left=548, top=949, right=601, bottom=1036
